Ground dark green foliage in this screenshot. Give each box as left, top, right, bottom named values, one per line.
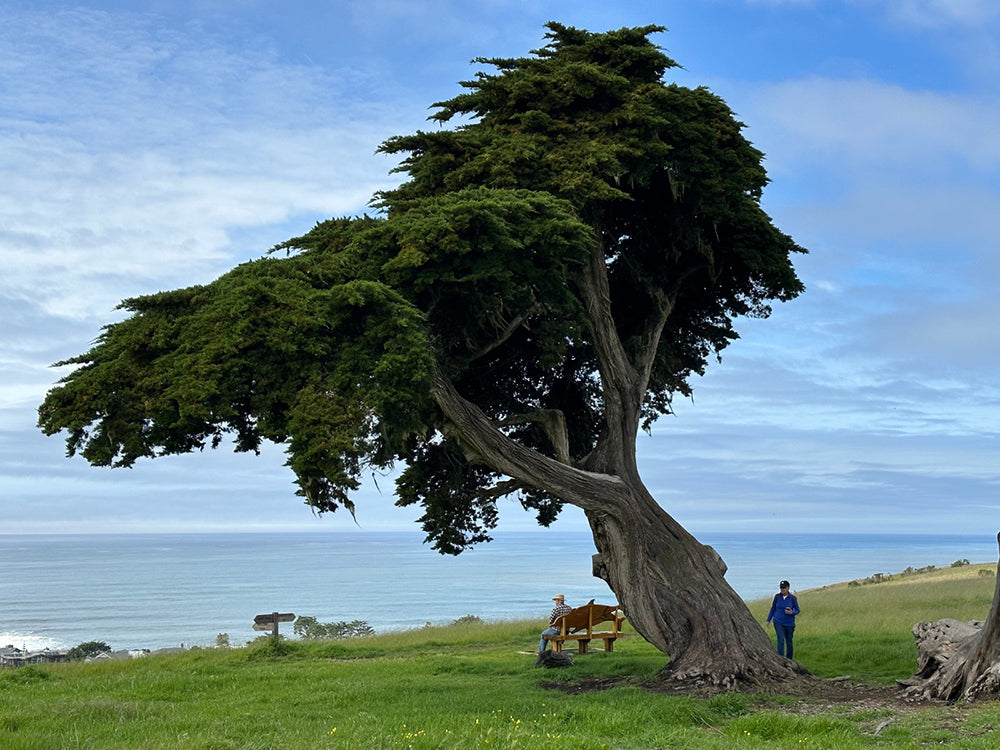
left=451, top=615, right=484, bottom=625
left=39, top=23, right=803, bottom=551
left=39, top=240, right=436, bottom=515
left=380, top=23, right=803, bottom=423
left=293, top=616, right=375, bottom=640
left=66, top=641, right=111, bottom=661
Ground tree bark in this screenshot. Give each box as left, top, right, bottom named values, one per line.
left=586, top=478, right=807, bottom=687
left=433, top=231, right=806, bottom=687
left=568, top=244, right=803, bottom=686
left=900, top=532, right=1000, bottom=702
left=432, top=365, right=807, bottom=688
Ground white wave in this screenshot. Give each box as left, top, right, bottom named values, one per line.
left=0, top=632, right=66, bottom=651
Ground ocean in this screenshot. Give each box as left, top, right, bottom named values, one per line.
left=2, top=531, right=997, bottom=652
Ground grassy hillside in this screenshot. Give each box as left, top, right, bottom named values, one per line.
left=749, top=561, right=998, bottom=683
left=2, top=563, right=998, bottom=749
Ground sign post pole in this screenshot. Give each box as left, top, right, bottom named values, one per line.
left=253, top=612, right=295, bottom=639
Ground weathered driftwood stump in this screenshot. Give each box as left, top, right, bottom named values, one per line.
left=900, top=532, right=1000, bottom=702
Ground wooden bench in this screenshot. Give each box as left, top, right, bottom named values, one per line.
left=543, top=600, right=625, bottom=654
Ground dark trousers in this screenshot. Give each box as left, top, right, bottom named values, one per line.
left=774, top=623, right=795, bottom=659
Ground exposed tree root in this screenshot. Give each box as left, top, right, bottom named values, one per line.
left=899, top=533, right=1000, bottom=703
left=658, top=655, right=810, bottom=694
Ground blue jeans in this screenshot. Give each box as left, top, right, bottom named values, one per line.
left=539, top=626, right=560, bottom=652
left=774, top=623, right=795, bottom=659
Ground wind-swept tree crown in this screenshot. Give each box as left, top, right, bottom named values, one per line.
left=39, top=23, right=804, bottom=553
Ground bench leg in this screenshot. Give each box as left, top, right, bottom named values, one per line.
left=578, top=639, right=590, bottom=655
left=603, top=638, right=615, bottom=652
left=552, top=640, right=563, bottom=653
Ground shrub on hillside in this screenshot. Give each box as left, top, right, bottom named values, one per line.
left=66, top=641, right=111, bottom=661
left=293, top=616, right=374, bottom=640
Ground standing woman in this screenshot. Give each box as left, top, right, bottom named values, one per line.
left=766, top=580, right=800, bottom=659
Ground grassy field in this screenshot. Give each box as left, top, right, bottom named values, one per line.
left=2, top=563, right=999, bottom=749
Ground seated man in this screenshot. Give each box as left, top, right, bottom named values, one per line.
left=538, top=593, right=572, bottom=652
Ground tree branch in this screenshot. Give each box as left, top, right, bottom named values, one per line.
left=617, top=243, right=703, bottom=398
left=431, top=366, right=622, bottom=512
left=498, top=408, right=572, bottom=465
left=632, top=289, right=675, bottom=395
left=465, top=307, right=536, bottom=363
left=480, top=478, right=524, bottom=501
left=574, top=238, right=646, bottom=476
left=577, top=240, right=640, bottom=400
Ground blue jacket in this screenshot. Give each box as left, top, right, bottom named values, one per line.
left=767, top=593, right=800, bottom=627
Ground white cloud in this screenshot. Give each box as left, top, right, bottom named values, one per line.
left=0, top=7, right=416, bottom=323
left=746, top=77, right=1000, bottom=175
left=751, top=0, right=1000, bottom=30
left=844, top=1, right=1000, bottom=80
left=720, top=72, right=1000, bottom=393
left=640, top=408, right=1000, bottom=533
left=873, top=0, right=1000, bottom=28
left=3, top=0, right=1000, bottom=537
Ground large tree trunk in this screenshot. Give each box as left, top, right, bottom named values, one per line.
left=900, top=532, right=1000, bottom=702
left=432, top=368, right=807, bottom=688
left=586, top=479, right=807, bottom=687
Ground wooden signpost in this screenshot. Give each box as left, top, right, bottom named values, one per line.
left=253, top=612, right=295, bottom=638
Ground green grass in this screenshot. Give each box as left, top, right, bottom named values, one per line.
left=748, top=562, right=998, bottom=683
left=2, top=565, right=999, bottom=749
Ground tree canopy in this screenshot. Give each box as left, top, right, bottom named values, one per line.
left=39, top=23, right=804, bottom=555
left=66, top=641, right=112, bottom=661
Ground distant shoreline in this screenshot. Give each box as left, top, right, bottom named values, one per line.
left=4, top=532, right=996, bottom=653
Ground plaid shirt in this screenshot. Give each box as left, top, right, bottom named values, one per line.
left=548, top=602, right=572, bottom=625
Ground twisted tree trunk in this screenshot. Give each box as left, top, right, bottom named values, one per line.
left=433, top=368, right=807, bottom=687
left=900, top=532, right=1000, bottom=702
left=586, top=480, right=806, bottom=687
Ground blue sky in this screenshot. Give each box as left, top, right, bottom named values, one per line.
left=2, top=0, right=998, bottom=538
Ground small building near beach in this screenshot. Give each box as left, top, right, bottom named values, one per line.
left=0, top=645, right=67, bottom=667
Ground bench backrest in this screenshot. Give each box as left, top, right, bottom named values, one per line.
left=553, top=600, right=624, bottom=636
